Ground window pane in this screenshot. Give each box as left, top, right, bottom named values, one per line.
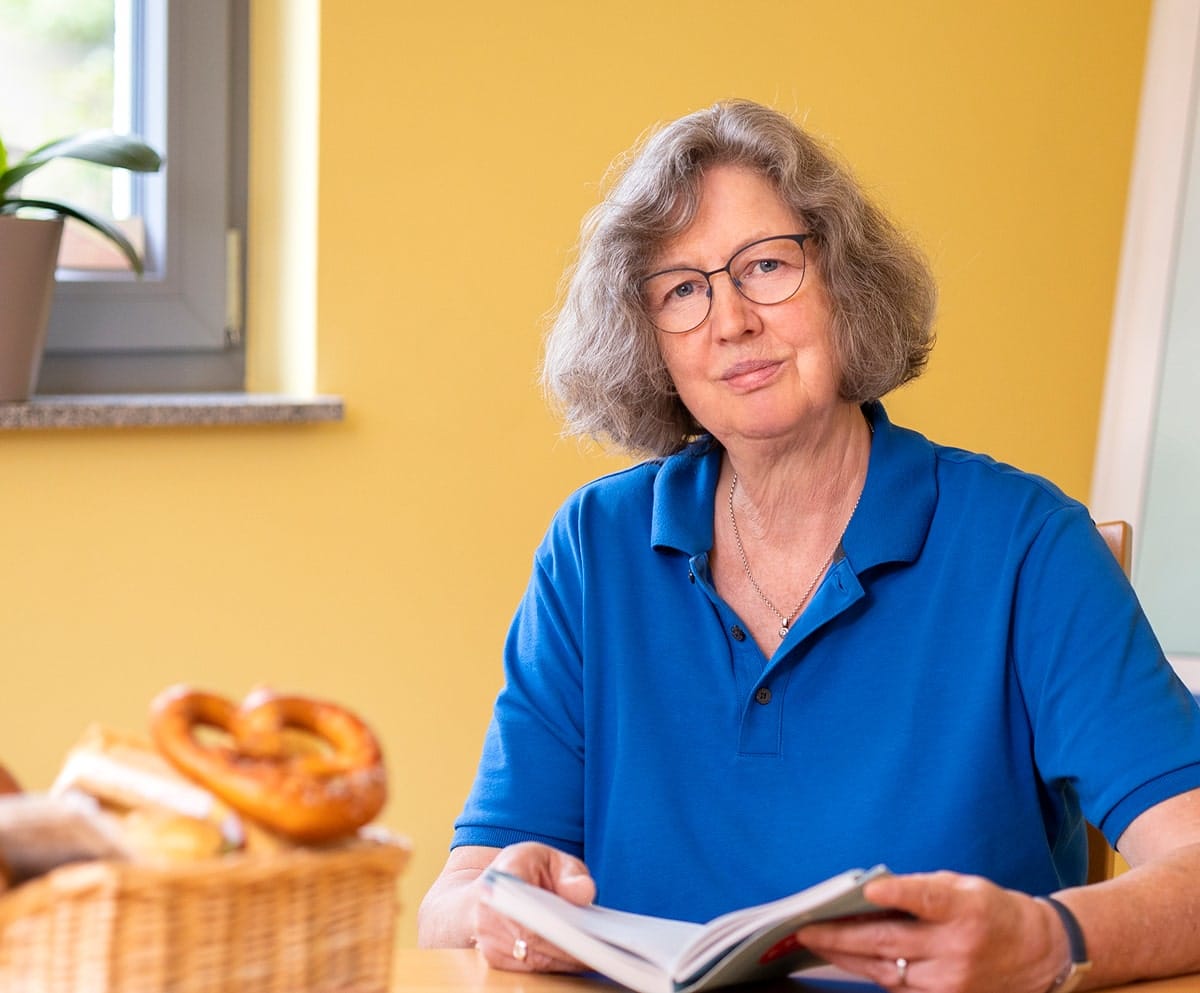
left=7, top=0, right=247, bottom=384
left=0, top=0, right=125, bottom=221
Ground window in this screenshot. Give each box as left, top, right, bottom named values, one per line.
left=1091, top=0, right=1200, bottom=693
left=0, top=0, right=247, bottom=393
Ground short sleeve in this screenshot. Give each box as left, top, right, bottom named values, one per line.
left=452, top=519, right=588, bottom=856
left=1013, top=504, right=1200, bottom=843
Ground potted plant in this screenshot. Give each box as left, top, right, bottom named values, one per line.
left=0, top=130, right=162, bottom=402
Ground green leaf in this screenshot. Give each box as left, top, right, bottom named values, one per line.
left=4, top=197, right=147, bottom=275
left=0, top=134, right=7, bottom=179
left=3, top=130, right=162, bottom=191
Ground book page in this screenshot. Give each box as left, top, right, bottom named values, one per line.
left=672, top=866, right=890, bottom=977
left=482, top=865, right=892, bottom=993
left=675, top=881, right=890, bottom=990
left=485, top=872, right=701, bottom=968
left=555, top=901, right=704, bottom=969
left=483, top=873, right=675, bottom=993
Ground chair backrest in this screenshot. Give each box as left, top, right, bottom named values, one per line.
left=1085, top=520, right=1133, bottom=883
left=1096, top=520, right=1132, bottom=576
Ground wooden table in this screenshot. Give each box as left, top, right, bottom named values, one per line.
left=392, top=949, right=1200, bottom=992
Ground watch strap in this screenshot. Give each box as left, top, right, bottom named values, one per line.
left=1040, top=896, right=1092, bottom=992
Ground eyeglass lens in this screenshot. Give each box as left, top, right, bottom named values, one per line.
left=642, top=235, right=808, bottom=334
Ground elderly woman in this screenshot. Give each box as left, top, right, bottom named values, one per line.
left=419, top=100, right=1200, bottom=992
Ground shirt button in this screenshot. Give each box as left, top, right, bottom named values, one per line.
left=730, top=625, right=746, bottom=642
left=755, top=686, right=772, bottom=705
left=688, top=571, right=696, bottom=584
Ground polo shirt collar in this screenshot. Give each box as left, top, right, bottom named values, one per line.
left=847, top=400, right=936, bottom=570
left=650, top=401, right=935, bottom=573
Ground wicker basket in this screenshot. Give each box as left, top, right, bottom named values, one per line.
left=0, top=839, right=409, bottom=993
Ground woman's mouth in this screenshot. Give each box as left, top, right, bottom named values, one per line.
left=721, top=359, right=782, bottom=391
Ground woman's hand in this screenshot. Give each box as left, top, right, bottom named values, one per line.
left=417, top=841, right=596, bottom=973
left=795, top=871, right=1067, bottom=993
left=473, top=841, right=597, bottom=973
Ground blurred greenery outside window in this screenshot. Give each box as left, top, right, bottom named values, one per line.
left=0, top=0, right=247, bottom=394
left=0, top=0, right=144, bottom=266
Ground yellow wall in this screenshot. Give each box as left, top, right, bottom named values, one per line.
left=0, top=0, right=1150, bottom=948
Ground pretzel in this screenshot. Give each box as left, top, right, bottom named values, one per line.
left=0, top=763, right=20, bottom=795
left=149, top=685, right=387, bottom=843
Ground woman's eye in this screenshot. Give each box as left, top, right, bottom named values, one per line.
left=739, top=257, right=783, bottom=279
left=662, top=278, right=707, bottom=306
left=644, top=272, right=708, bottom=314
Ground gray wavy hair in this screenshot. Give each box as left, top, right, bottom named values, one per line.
left=541, top=99, right=938, bottom=457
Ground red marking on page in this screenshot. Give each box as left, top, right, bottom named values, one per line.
left=760, top=933, right=801, bottom=964
left=759, top=909, right=906, bottom=964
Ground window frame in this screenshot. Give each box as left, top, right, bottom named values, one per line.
left=1091, top=0, right=1200, bottom=691
left=37, top=0, right=247, bottom=394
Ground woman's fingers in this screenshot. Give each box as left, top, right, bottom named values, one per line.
left=798, top=872, right=1063, bottom=993
left=474, top=841, right=596, bottom=973
left=499, top=841, right=596, bottom=905
left=474, top=919, right=581, bottom=973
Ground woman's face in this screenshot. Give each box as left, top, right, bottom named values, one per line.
left=648, top=164, right=843, bottom=451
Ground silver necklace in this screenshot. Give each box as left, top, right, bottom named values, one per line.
left=727, top=474, right=863, bottom=640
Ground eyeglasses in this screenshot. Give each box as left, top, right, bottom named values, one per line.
left=640, top=233, right=812, bottom=334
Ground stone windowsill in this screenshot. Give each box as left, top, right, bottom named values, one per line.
left=0, top=393, right=344, bottom=430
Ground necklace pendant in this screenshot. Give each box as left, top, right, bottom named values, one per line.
left=779, top=623, right=789, bottom=639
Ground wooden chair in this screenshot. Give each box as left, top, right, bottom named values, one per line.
left=1085, top=520, right=1133, bottom=883
left=1096, top=520, right=1132, bottom=577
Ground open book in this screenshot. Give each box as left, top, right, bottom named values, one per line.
left=482, top=864, right=892, bottom=993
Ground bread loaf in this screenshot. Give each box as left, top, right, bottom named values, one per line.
left=50, top=724, right=243, bottom=850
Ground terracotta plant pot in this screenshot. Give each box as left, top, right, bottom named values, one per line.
left=0, top=214, right=64, bottom=402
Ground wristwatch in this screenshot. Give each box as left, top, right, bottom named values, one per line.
left=1040, top=896, right=1092, bottom=993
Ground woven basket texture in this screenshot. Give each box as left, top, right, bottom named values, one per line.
left=0, top=840, right=409, bottom=993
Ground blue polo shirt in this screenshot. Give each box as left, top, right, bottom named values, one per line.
left=453, top=402, right=1200, bottom=922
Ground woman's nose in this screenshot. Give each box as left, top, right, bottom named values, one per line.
left=705, top=272, right=757, bottom=340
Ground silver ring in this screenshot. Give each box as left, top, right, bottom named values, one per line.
left=895, top=957, right=909, bottom=986
left=512, top=938, right=528, bottom=962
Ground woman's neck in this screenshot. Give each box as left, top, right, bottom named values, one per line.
left=720, top=404, right=872, bottom=542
